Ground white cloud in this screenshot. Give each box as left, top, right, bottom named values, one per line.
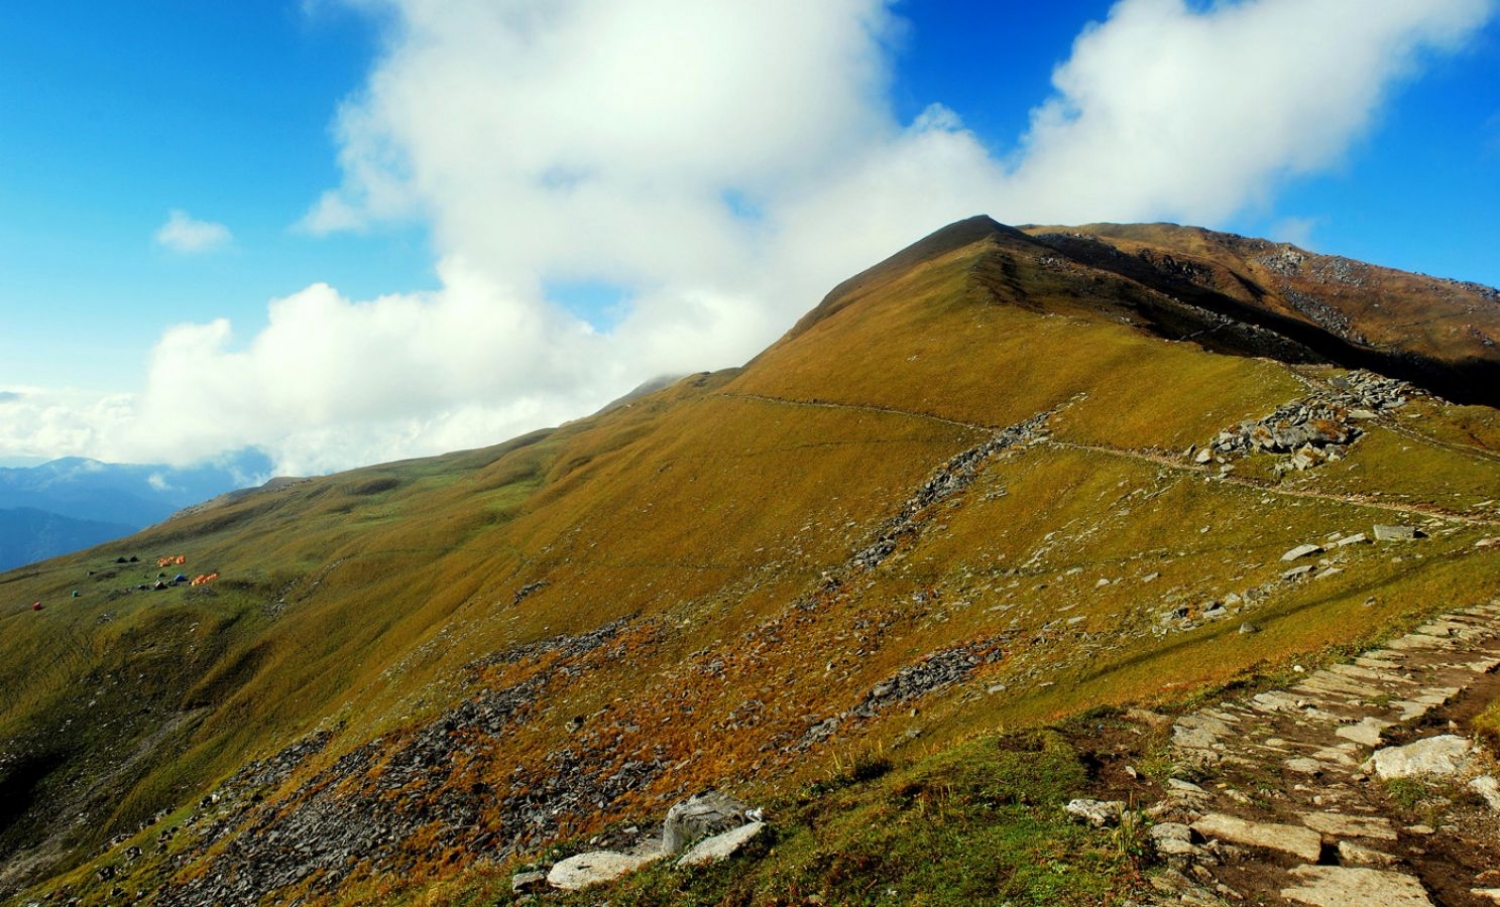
left=1268, top=216, right=1322, bottom=250
left=0, top=387, right=137, bottom=462
left=1003, top=0, right=1495, bottom=225
left=154, top=210, right=233, bottom=254
left=6, top=0, right=1494, bottom=474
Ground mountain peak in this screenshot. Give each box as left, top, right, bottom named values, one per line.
left=783, top=214, right=1032, bottom=341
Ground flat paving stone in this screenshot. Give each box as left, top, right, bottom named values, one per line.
left=1335, top=717, right=1392, bottom=747
left=1326, top=663, right=1411, bottom=685
left=1191, top=813, right=1322, bottom=862
left=1301, top=812, right=1397, bottom=840
left=1285, top=757, right=1326, bottom=774
left=1298, top=675, right=1376, bottom=698
left=1337, top=840, right=1397, bottom=867
left=1282, top=865, right=1434, bottom=906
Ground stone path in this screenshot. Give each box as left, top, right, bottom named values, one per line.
left=1147, top=599, right=1500, bottom=906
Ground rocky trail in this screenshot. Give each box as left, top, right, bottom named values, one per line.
left=1140, top=599, right=1500, bottom=905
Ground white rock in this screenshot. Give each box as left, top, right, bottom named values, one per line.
left=1191, top=813, right=1322, bottom=862
left=676, top=821, right=765, bottom=868
left=1301, top=812, right=1397, bottom=840
left=663, top=790, right=749, bottom=854
left=1148, top=822, right=1196, bottom=857
left=1166, top=778, right=1207, bottom=793
left=1470, top=775, right=1500, bottom=812
left=1337, top=840, right=1398, bottom=867
left=1334, top=717, right=1392, bottom=747
left=1362, top=735, right=1471, bottom=779
left=1065, top=798, right=1125, bottom=828
left=547, top=851, right=660, bottom=891
left=1282, top=543, right=1325, bottom=562
left=1282, top=865, right=1434, bottom=906
left=1285, top=757, right=1325, bottom=775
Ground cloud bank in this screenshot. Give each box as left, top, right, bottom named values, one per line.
left=15, top=0, right=1496, bottom=474
left=154, top=210, right=233, bottom=254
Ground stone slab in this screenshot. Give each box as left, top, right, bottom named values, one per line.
left=1301, top=812, right=1397, bottom=841
left=1191, top=813, right=1322, bottom=862
left=547, top=851, right=660, bottom=891
left=1282, top=865, right=1433, bottom=906
left=1337, top=840, right=1397, bottom=867
left=1334, top=717, right=1392, bottom=747
left=677, top=821, right=765, bottom=868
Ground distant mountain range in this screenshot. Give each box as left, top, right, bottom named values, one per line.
left=0, top=450, right=273, bottom=571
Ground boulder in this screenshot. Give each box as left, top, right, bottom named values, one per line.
left=676, top=821, right=765, bottom=868
left=1064, top=798, right=1124, bottom=828
left=1148, top=822, right=1197, bottom=857
left=1362, top=735, right=1471, bottom=779
left=511, top=870, right=547, bottom=894
left=1282, top=543, right=1324, bottom=562
left=546, top=851, right=659, bottom=891
left=662, top=791, right=750, bottom=854
left=1373, top=524, right=1419, bottom=541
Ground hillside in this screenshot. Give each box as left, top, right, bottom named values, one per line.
left=2, top=217, right=1500, bottom=905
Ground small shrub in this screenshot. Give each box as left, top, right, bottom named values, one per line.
left=1383, top=777, right=1436, bottom=812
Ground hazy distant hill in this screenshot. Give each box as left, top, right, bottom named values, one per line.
left=2, top=218, right=1499, bottom=905
left=0, top=451, right=273, bottom=570
left=0, top=508, right=137, bottom=574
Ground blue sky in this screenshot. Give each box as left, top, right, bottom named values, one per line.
left=0, top=0, right=1496, bottom=473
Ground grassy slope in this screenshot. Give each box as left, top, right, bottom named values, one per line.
left=3, top=226, right=1499, bottom=904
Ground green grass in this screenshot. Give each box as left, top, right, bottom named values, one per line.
left=414, top=729, right=1137, bottom=907
left=1474, top=700, right=1500, bottom=755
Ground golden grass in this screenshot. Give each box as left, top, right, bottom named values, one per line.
left=6, top=231, right=1500, bottom=905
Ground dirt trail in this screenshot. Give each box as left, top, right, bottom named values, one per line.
left=714, top=391, right=998, bottom=433
left=1043, top=438, right=1500, bottom=528
left=1145, top=600, right=1500, bottom=906
left=715, top=390, right=1500, bottom=528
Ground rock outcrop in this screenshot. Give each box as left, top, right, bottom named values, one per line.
left=662, top=791, right=750, bottom=855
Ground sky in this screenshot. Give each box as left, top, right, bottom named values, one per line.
left=1, top=0, right=1497, bottom=476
